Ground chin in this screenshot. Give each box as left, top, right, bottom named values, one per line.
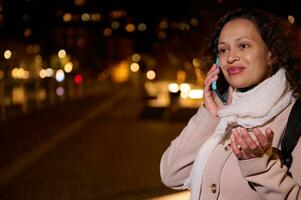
left=229, top=82, right=246, bottom=89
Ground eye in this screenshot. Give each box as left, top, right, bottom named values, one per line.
left=239, top=43, right=249, bottom=49
left=218, top=48, right=228, bottom=54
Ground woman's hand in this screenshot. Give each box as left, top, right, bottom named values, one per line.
left=230, top=127, right=274, bottom=160
left=203, top=64, right=221, bottom=117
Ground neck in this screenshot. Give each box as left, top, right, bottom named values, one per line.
left=237, top=85, right=256, bottom=93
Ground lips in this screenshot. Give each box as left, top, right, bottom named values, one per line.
left=227, top=67, right=245, bottom=75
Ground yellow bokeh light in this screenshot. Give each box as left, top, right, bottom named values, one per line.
left=111, top=21, right=120, bottom=29
left=192, top=58, right=201, bottom=67
left=146, top=70, right=156, bottom=80
left=137, top=23, right=147, bottom=31
left=131, top=53, right=141, bottom=62
left=81, top=13, right=90, bottom=21
left=125, top=23, right=135, bottom=32
left=4, top=50, right=12, bottom=59
left=58, top=49, right=66, bottom=59
left=63, top=13, right=72, bottom=22
left=64, top=62, right=73, bottom=73
left=130, top=63, right=140, bottom=72
left=288, top=15, right=295, bottom=24
left=111, top=61, right=129, bottom=83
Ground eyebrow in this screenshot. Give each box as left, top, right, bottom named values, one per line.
left=218, top=36, right=254, bottom=45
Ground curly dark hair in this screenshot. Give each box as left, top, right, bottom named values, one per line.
left=202, top=8, right=301, bottom=98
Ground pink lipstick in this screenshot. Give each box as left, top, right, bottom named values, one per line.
left=227, top=67, right=245, bottom=75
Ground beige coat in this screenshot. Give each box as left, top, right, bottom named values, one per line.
left=160, top=101, right=301, bottom=199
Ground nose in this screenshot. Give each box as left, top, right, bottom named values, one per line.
left=227, top=50, right=240, bottom=64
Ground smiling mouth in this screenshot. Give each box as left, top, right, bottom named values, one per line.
left=227, top=67, right=245, bottom=75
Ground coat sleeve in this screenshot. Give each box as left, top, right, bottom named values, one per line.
left=160, top=106, right=219, bottom=189
left=237, top=142, right=301, bottom=200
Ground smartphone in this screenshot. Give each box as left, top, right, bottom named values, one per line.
left=211, top=57, right=228, bottom=104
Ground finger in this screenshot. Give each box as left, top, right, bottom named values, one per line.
left=204, top=64, right=220, bottom=85
left=230, top=133, right=244, bottom=159
left=204, top=75, right=218, bottom=92
left=265, top=128, right=274, bottom=145
left=234, top=129, right=255, bottom=158
left=240, top=128, right=258, bottom=151
left=204, top=64, right=217, bottom=83
left=253, top=128, right=270, bottom=149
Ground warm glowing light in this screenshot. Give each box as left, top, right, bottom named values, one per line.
left=192, top=58, right=201, bottom=67
left=91, top=13, right=101, bottom=21
left=46, top=68, right=54, bottom=77
left=111, top=61, right=129, bottom=83
left=125, top=23, right=135, bottom=32
left=26, top=44, right=40, bottom=54
left=74, top=0, right=86, bottom=6
left=110, top=10, right=126, bottom=18
left=137, top=23, right=147, bottom=31
left=131, top=53, right=141, bottom=62
left=12, top=86, right=26, bottom=104
left=111, top=21, right=120, bottom=29
left=188, top=89, right=203, bottom=99
left=159, top=20, right=168, bottom=29
left=146, top=70, right=156, bottom=80
left=81, top=13, right=90, bottom=21
left=180, top=83, right=191, bottom=92
left=288, top=15, right=295, bottom=24
left=11, top=68, right=29, bottom=79
left=34, top=55, right=42, bottom=63
left=63, top=13, right=72, bottom=22
left=55, top=69, right=65, bottom=82
left=24, top=28, right=32, bottom=37
left=130, top=63, right=140, bottom=72
left=4, top=50, right=12, bottom=59
left=58, top=49, right=66, bottom=59
left=64, top=62, right=73, bottom=73
left=37, top=89, right=47, bottom=101
left=190, top=18, right=199, bottom=26
left=177, top=70, right=186, bottom=82
left=39, top=69, right=47, bottom=79
left=168, top=83, right=179, bottom=93
left=104, top=28, right=112, bottom=36
left=178, top=22, right=190, bottom=31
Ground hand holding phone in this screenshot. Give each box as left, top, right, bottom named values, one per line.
left=211, top=56, right=228, bottom=104
left=211, top=57, right=220, bottom=91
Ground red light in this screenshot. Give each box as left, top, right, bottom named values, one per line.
left=74, top=74, right=83, bottom=84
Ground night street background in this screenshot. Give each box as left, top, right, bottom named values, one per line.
left=0, top=0, right=300, bottom=199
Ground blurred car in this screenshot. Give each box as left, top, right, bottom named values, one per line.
left=143, top=80, right=203, bottom=109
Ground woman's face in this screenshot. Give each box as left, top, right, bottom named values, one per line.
left=218, top=18, right=272, bottom=89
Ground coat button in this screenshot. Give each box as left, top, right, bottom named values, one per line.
left=224, top=143, right=231, bottom=151
left=210, top=183, right=217, bottom=193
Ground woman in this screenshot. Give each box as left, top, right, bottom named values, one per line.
left=160, top=8, right=301, bottom=200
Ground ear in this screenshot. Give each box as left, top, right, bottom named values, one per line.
left=267, top=50, right=274, bottom=66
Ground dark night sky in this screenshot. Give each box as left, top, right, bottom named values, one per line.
left=3, top=0, right=301, bottom=23
left=1, top=0, right=300, bottom=41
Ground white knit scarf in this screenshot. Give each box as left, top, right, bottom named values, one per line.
left=184, top=68, right=293, bottom=199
